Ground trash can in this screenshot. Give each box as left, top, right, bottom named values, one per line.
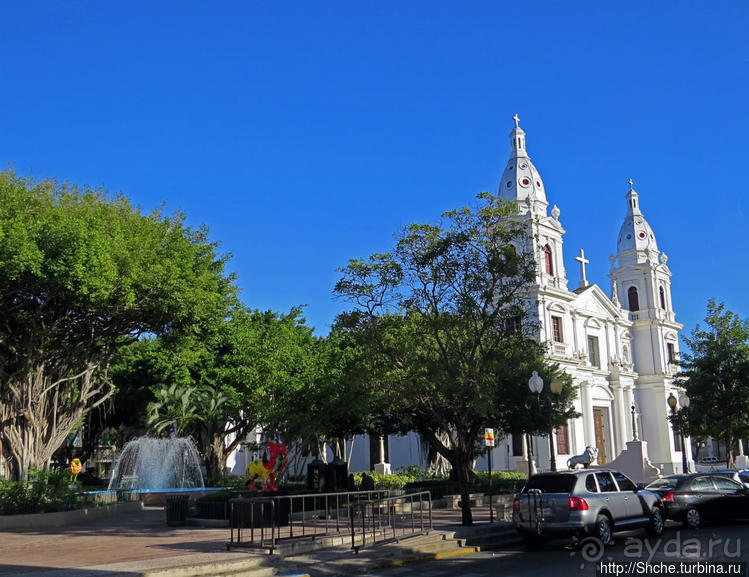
left=165, top=494, right=190, bottom=526
left=325, top=457, right=348, bottom=491
left=307, top=457, right=327, bottom=492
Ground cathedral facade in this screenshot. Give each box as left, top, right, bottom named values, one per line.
left=343, top=118, right=691, bottom=476
left=499, top=116, right=689, bottom=475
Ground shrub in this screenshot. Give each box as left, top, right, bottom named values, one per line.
left=0, top=469, right=97, bottom=515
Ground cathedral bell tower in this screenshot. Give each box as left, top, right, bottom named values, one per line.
left=498, top=115, right=568, bottom=291
left=609, top=179, right=685, bottom=473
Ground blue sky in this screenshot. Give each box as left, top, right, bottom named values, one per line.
left=2, top=2, right=747, bottom=338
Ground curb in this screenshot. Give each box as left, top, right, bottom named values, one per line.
left=363, top=546, right=483, bottom=571
left=357, top=531, right=523, bottom=572
left=0, top=501, right=145, bottom=531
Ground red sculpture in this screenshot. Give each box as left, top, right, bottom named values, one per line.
left=246, top=441, right=287, bottom=491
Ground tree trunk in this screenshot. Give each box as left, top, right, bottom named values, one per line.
left=726, top=435, right=735, bottom=469
left=0, top=364, right=113, bottom=481
left=455, top=454, right=474, bottom=526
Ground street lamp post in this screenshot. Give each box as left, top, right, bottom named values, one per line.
left=667, top=392, right=690, bottom=473
left=528, top=371, right=543, bottom=476
left=528, top=371, right=562, bottom=472
left=679, top=394, right=690, bottom=473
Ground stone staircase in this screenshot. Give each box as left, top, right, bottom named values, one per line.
left=131, top=556, right=282, bottom=577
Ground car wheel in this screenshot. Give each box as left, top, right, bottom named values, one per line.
left=646, top=507, right=664, bottom=537
left=684, top=507, right=701, bottom=529
left=594, top=514, right=613, bottom=545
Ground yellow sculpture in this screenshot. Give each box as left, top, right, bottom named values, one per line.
left=246, top=442, right=287, bottom=492
left=69, top=458, right=82, bottom=482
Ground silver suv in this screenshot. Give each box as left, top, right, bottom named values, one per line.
left=512, top=469, right=664, bottom=545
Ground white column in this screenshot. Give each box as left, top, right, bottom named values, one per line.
left=571, top=312, right=579, bottom=357
left=580, top=382, right=595, bottom=448
left=613, top=385, right=627, bottom=455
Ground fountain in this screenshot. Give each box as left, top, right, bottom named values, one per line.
left=108, top=437, right=205, bottom=493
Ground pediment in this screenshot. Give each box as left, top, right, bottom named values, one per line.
left=571, top=284, right=625, bottom=322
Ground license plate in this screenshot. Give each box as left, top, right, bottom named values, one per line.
left=535, top=507, right=553, bottom=517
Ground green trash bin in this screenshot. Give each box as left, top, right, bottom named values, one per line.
left=165, top=495, right=190, bottom=526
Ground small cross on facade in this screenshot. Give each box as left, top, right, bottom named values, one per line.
left=576, top=248, right=590, bottom=288
left=513, top=113, right=520, bottom=128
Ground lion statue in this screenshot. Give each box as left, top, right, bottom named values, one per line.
left=246, top=441, right=287, bottom=492
left=567, top=446, right=598, bottom=469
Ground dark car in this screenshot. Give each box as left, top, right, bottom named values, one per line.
left=712, top=469, right=749, bottom=489
left=645, top=474, right=749, bottom=528
left=512, top=469, right=664, bottom=546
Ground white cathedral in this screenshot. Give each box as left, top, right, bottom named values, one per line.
left=497, top=115, right=689, bottom=476
left=343, top=117, right=692, bottom=477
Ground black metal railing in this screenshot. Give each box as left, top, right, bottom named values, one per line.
left=227, top=489, right=432, bottom=554
left=350, top=491, right=432, bottom=552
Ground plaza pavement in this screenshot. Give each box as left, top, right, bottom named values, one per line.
left=0, top=504, right=516, bottom=577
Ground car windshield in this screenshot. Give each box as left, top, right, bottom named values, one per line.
left=522, top=474, right=577, bottom=493
left=646, top=477, right=680, bottom=490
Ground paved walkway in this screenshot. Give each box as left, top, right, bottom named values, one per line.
left=0, top=505, right=509, bottom=576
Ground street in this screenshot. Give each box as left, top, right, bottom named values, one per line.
left=361, top=522, right=749, bottom=577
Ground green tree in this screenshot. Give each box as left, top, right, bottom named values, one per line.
left=0, top=171, right=234, bottom=480
left=675, top=300, right=749, bottom=468
left=334, top=193, right=576, bottom=525
left=147, top=383, right=205, bottom=437
left=114, top=305, right=326, bottom=480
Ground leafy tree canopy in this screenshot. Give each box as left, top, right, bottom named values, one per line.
left=0, top=171, right=235, bottom=480
left=675, top=299, right=749, bottom=468
left=334, top=192, right=577, bottom=524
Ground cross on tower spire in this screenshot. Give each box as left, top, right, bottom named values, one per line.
left=513, top=113, right=520, bottom=129
left=628, top=178, right=634, bottom=191
left=576, top=248, right=590, bottom=288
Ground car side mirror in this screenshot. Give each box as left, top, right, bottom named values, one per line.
left=635, top=483, right=645, bottom=491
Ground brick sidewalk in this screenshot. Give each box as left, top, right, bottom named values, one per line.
left=0, top=504, right=507, bottom=576
left=0, top=508, right=241, bottom=575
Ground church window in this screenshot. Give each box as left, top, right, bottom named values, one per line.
left=555, top=425, right=569, bottom=455
left=667, top=342, right=676, bottom=364
left=628, top=286, right=639, bottom=311
left=506, top=181, right=512, bottom=188
left=587, top=336, right=600, bottom=368
left=521, top=178, right=530, bottom=186
left=659, top=286, right=666, bottom=309
left=506, top=315, right=522, bottom=333
left=551, top=316, right=563, bottom=343
left=544, top=245, right=554, bottom=275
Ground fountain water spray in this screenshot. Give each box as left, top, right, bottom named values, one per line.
left=108, top=437, right=205, bottom=492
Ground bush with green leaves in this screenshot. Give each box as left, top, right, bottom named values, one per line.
left=0, top=469, right=97, bottom=515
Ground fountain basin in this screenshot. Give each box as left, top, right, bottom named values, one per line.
left=86, top=487, right=227, bottom=506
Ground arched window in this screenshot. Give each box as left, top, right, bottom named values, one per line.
left=628, top=286, right=639, bottom=311
left=659, top=286, right=666, bottom=309
left=544, top=245, right=554, bottom=275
